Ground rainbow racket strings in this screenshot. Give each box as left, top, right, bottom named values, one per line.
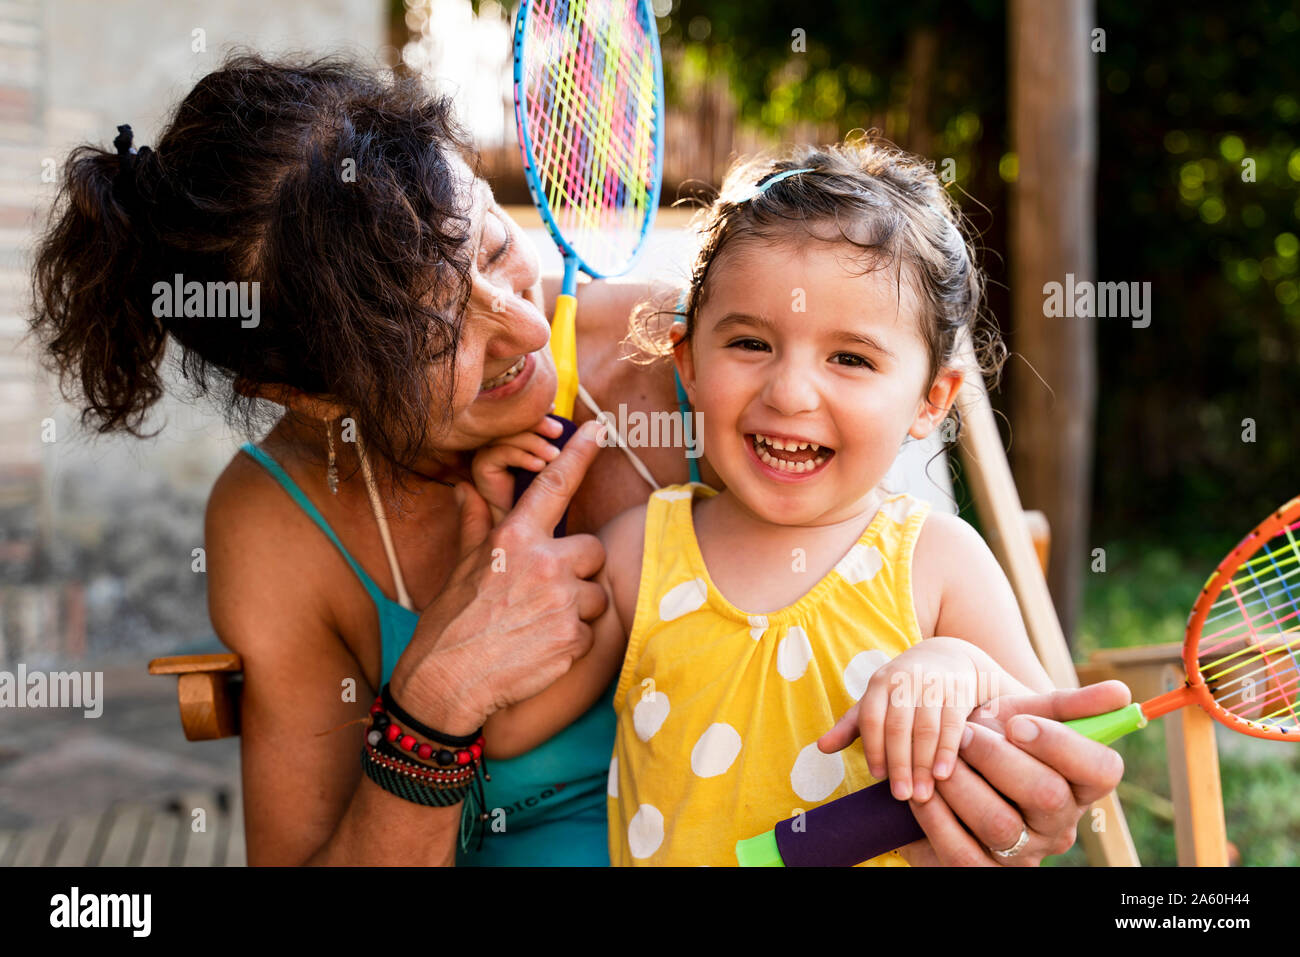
left=513, top=0, right=663, bottom=417
left=1191, top=497, right=1300, bottom=738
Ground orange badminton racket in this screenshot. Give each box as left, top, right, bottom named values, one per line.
left=738, top=494, right=1300, bottom=866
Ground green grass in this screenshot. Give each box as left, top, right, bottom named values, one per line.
left=1045, top=539, right=1300, bottom=866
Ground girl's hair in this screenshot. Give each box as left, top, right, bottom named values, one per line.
left=30, top=50, right=481, bottom=470
left=626, top=132, right=1005, bottom=419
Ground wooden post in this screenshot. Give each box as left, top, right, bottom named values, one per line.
left=1008, top=0, right=1098, bottom=645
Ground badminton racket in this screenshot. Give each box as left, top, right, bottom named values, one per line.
left=511, top=0, right=665, bottom=420
left=737, top=495, right=1300, bottom=865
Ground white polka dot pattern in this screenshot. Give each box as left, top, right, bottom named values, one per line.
left=776, top=625, right=813, bottom=681
left=627, top=804, right=665, bottom=858
left=632, top=690, right=671, bottom=741
left=690, top=723, right=743, bottom=778
left=659, top=577, right=708, bottom=621
left=790, top=741, right=846, bottom=802
left=835, top=544, right=884, bottom=584
left=843, top=649, right=890, bottom=700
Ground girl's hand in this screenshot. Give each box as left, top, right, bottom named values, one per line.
left=818, top=637, right=1023, bottom=803
left=469, top=414, right=565, bottom=525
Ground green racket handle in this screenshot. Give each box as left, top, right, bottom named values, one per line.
left=1063, top=702, right=1147, bottom=745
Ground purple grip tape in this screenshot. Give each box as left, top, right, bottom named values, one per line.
left=509, top=414, right=579, bottom=537
left=774, top=779, right=924, bottom=866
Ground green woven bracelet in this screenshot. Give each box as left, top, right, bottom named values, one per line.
left=360, top=748, right=471, bottom=807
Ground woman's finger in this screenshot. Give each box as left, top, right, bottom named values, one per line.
left=930, top=759, right=1050, bottom=863
left=1002, top=713, right=1126, bottom=808
left=575, top=578, right=609, bottom=623
left=970, top=681, right=1132, bottom=736
left=952, top=721, right=1082, bottom=839
left=907, top=787, right=998, bottom=867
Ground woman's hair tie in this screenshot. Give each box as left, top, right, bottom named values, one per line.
left=111, top=123, right=153, bottom=213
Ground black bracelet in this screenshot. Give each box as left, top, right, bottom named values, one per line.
left=380, top=682, right=482, bottom=748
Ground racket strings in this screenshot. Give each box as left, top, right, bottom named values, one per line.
left=520, top=0, right=659, bottom=273
left=528, top=14, right=651, bottom=195
left=1196, top=518, right=1300, bottom=730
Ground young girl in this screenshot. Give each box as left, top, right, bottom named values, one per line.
left=471, top=137, right=1056, bottom=866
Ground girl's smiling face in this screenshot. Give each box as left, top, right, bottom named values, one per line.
left=675, top=238, right=963, bottom=527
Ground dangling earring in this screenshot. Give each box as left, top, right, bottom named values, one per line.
left=325, top=419, right=339, bottom=495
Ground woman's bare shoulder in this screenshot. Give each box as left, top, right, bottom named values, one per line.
left=204, top=449, right=338, bottom=657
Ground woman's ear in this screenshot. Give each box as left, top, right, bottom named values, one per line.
left=234, top=378, right=347, bottom=420
left=909, top=367, right=965, bottom=440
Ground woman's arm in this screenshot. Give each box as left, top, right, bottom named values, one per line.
left=209, top=420, right=611, bottom=865
left=207, top=463, right=467, bottom=865
left=483, top=503, right=645, bottom=758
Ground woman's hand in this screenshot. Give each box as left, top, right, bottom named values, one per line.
left=898, top=681, right=1131, bottom=866
left=388, top=418, right=610, bottom=737
left=470, top=413, right=565, bottom=525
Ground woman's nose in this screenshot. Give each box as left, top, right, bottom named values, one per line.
left=476, top=281, right=550, bottom=357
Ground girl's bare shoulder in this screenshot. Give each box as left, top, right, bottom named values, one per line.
left=909, top=509, right=989, bottom=640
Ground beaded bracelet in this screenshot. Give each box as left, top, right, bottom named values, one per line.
left=362, top=686, right=492, bottom=851
left=370, top=690, right=486, bottom=769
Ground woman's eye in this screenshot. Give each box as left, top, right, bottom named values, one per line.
left=727, top=337, right=768, bottom=351
left=479, top=211, right=511, bottom=270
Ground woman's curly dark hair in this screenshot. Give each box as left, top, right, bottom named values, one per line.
left=30, top=49, right=481, bottom=471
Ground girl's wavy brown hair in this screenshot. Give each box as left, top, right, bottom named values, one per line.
left=30, top=50, right=481, bottom=470
left=625, top=132, right=1005, bottom=432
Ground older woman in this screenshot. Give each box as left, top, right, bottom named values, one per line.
left=31, top=52, right=1125, bottom=866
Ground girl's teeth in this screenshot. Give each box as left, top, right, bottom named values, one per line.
left=753, top=435, right=828, bottom=473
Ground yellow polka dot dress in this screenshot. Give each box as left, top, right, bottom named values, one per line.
left=607, top=482, right=932, bottom=866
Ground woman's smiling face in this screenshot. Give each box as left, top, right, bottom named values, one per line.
left=675, top=237, right=958, bottom=526
left=426, top=154, right=559, bottom=453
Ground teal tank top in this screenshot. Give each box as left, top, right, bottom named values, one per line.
left=240, top=443, right=615, bottom=866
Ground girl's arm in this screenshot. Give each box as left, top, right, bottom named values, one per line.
left=914, top=511, right=1055, bottom=694
left=482, top=502, right=646, bottom=758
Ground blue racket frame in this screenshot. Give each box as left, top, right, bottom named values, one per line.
left=511, top=0, right=666, bottom=296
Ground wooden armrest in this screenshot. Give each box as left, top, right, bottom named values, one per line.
left=149, top=653, right=244, bottom=741
left=148, top=653, right=243, bottom=675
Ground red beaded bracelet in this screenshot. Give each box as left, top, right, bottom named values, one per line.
left=368, top=696, right=488, bottom=775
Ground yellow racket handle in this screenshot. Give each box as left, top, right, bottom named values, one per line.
left=550, top=292, right=578, bottom=419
